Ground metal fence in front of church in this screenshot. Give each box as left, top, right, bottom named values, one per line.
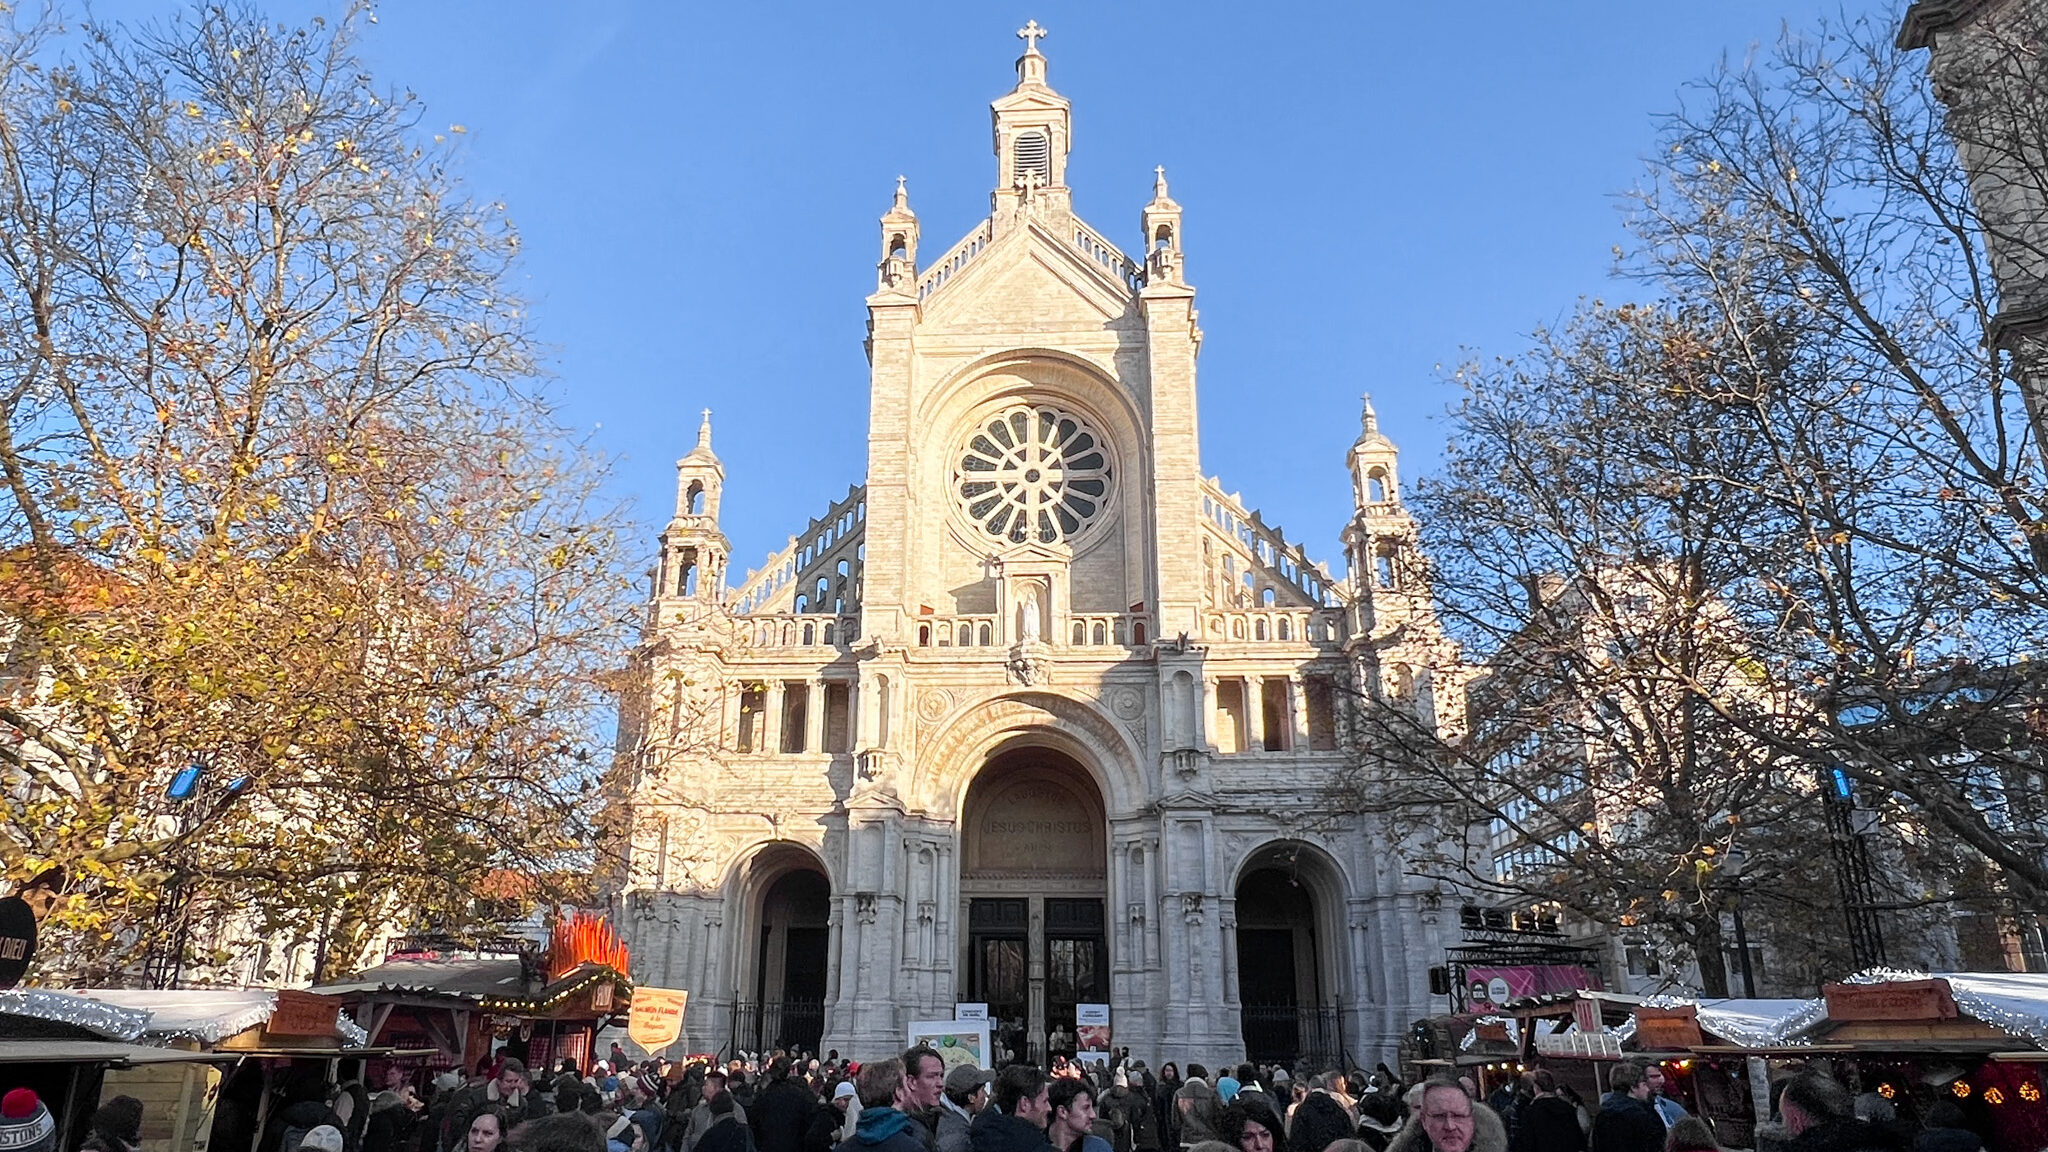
left=728, top=997, right=826, bottom=1057
left=1239, top=1003, right=1347, bottom=1070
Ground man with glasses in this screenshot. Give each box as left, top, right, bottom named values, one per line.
left=1388, top=1079, right=1505, bottom=1152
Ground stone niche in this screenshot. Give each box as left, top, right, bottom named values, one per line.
left=962, top=751, right=1105, bottom=877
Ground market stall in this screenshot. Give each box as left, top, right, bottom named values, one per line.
left=315, top=912, right=632, bottom=1077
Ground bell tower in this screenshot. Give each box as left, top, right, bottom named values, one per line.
left=990, top=20, right=1073, bottom=226
left=876, top=176, right=919, bottom=296
left=1341, top=396, right=1422, bottom=640
left=657, top=411, right=730, bottom=617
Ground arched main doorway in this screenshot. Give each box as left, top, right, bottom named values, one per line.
left=1235, top=842, right=1345, bottom=1067
left=960, top=744, right=1107, bottom=1064
left=734, top=844, right=830, bottom=1055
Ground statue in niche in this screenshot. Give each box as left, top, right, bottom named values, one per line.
left=1022, top=594, right=1041, bottom=642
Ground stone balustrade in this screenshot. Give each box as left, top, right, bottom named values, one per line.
left=1203, top=608, right=1344, bottom=645
left=919, top=222, right=994, bottom=301
left=740, top=614, right=860, bottom=649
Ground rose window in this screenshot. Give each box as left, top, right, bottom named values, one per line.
left=955, top=405, right=1113, bottom=544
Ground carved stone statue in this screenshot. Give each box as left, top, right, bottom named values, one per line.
left=1021, top=594, right=1041, bottom=641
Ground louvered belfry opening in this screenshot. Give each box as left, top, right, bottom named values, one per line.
left=1014, top=131, right=1050, bottom=182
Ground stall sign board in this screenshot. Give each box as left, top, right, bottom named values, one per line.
left=954, top=1003, right=989, bottom=1021
left=1572, top=998, right=1604, bottom=1034
left=1633, top=1005, right=1703, bottom=1050
left=0, top=897, right=34, bottom=990
left=1822, top=980, right=1958, bottom=1022
left=628, top=988, right=688, bottom=1051
left=267, top=990, right=342, bottom=1037
left=592, top=982, right=615, bottom=1013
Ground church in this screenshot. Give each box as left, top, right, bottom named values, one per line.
left=612, top=23, right=1465, bottom=1068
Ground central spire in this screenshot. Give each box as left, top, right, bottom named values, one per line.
left=1015, top=19, right=1049, bottom=85
left=990, top=18, right=1072, bottom=223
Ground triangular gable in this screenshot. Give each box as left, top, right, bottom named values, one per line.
left=921, top=218, right=1137, bottom=328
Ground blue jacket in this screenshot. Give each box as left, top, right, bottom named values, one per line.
left=837, top=1109, right=929, bottom=1152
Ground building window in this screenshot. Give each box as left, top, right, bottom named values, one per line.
left=737, top=686, right=767, bottom=753
left=824, top=683, right=852, bottom=754
left=780, top=684, right=810, bottom=754
left=1304, top=678, right=1337, bottom=750
left=1215, top=679, right=1249, bottom=754
left=1260, top=678, right=1291, bottom=751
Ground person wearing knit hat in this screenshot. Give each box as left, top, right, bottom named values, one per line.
left=0, top=1088, right=55, bottom=1152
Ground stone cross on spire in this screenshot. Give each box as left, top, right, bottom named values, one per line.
left=1017, top=20, right=1048, bottom=53
left=1359, top=394, right=1379, bottom=437
left=697, top=408, right=714, bottom=448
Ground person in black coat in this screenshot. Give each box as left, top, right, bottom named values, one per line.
left=1588, top=1064, right=1662, bottom=1152
left=968, top=1067, right=1054, bottom=1152
left=756, top=1061, right=820, bottom=1152
left=1513, top=1072, right=1584, bottom=1152
left=700, top=1097, right=757, bottom=1152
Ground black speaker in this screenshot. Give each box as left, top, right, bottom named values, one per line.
left=1429, top=966, right=1451, bottom=995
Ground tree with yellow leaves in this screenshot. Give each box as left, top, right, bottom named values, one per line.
left=0, top=3, right=641, bottom=983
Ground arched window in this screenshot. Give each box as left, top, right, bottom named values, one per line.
left=918, top=624, right=931, bottom=647
left=888, top=233, right=907, bottom=259
left=1254, top=618, right=1268, bottom=641
left=958, top=624, right=972, bottom=647
left=795, top=594, right=809, bottom=613
left=822, top=622, right=835, bottom=645
left=1092, top=622, right=1106, bottom=645
left=1154, top=224, right=1173, bottom=251
left=1261, top=587, right=1277, bottom=608
left=1014, top=131, right=1050, bottom=182
left=802, top=622, right=815, bottom=645
left=1073, top=621, right=1087, bottom=645
left=977, top=623, right=992, bottom=646
left=685, top=481, right=705, bottom=515
left=1132, top=621, right=1147, bottom=645
left=1367, top=468, right=1389, bottom=503
left=1277, top=618, right=1291, bottom=641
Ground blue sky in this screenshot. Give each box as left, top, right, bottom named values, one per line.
left=98, top=1, right=1893, bottom=581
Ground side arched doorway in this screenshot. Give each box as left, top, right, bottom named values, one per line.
left=734, top=844, right=830, bottom=1055
left=1235, top=842, right=1346, bottom=1067
left=960, top=744, right=1107, bottom=1064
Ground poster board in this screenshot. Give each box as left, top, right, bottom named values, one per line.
left=1075, top=1003, right=1111, bottom=1052
left=908, top=1019, right=991, bottom=1072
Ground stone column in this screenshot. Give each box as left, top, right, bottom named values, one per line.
left=1220, top=896, right=1240, bottom=1006
left=1289, top=673, right=1311, bottom=749
left=809, top=677, right=828, bottom=754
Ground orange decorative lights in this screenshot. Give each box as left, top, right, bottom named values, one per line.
left=1984, top=1088, right=2006, bottom=1106
left=1953, top=1081, right=1972, bottom=1099
left=546, top=910, right=631, bottom=982
left=1877, top=1084, right=1896, bottom=1100
left=2019, top=1082, right=2042, bottom=1103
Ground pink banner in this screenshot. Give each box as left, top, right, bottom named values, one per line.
left=1461, top=964, right=1600, bottom=1012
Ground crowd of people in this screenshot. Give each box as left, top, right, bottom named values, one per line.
left=0, top=1044, right=2002, bottom=1152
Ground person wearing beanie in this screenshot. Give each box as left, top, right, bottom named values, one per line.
left=0, top=1088, right=56, bottom=1152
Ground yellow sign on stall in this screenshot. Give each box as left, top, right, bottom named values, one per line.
left=628, top=987, right=688, bottom=1051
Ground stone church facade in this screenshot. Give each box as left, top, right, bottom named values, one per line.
left=612, top=26, right=1465, bottom=1067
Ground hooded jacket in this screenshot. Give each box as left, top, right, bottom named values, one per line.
left=837, top=1110, right=930, bottom=1152
left=1172, top=1082, right=1220, bottom=1149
